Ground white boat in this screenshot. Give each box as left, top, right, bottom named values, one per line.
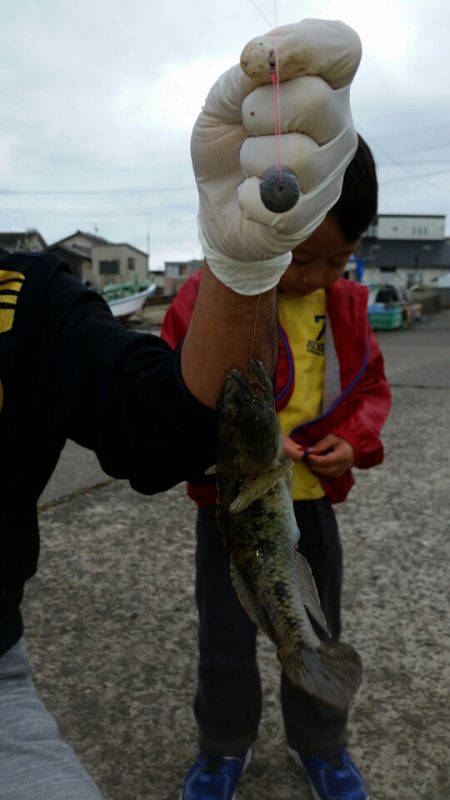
left=106, top=283, right=156, bottom=321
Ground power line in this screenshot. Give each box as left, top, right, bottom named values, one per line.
left=0, top=185, right=195, bottom=196
left=0, top=161, right=191, bottom=177
left=359, top=125, right=450, bottom=193
left=383, top=167, right=450, bottom=185
left=247, top=0, right=272, bottom=26
left=0, top=206, right=197, bottom=218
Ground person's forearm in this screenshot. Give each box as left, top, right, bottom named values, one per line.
left=181, top=264, right=277, bottom=408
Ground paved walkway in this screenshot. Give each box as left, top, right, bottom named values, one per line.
left=25, top=311, right=449, bottom=800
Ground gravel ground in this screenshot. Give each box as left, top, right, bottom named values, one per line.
left=24, top=311, right=450, bottom=800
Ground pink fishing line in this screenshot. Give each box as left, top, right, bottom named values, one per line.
left=271, top=0, right=282, bottom=177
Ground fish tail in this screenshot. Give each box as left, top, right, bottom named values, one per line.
left=277, top=640, right=363, bottom=710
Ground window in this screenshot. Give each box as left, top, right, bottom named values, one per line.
left=166, top=264, right=180, bottom=278
left=99, top=259, right=119, bottom=275
left=380, top=266, right=397, bottom=272
left=127, top=257, right=135, bottom=271
left=424, top=227, right=428, bottom=235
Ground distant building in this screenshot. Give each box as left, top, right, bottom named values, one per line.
left=164, top=259, right=203, bottom=296
left=359, top=214, right=450, bottom=287
left=52, top=230, right=109, bottom=257
left=0, top=229, right=47, bottom=253
left=51, top=230, right=109, bottom=285
left=51, top=231, right=149, bottom=288
left=47, top=243, right=92, bottom=284
left=149, top=270, right=165, bottom=296
left=91, top=243, right=148, bottom=289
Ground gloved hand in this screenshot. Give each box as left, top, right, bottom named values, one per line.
left=191, top=18, right=362, bottom=295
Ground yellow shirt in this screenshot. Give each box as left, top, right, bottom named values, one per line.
left=277, top=289, right=326, bottom=500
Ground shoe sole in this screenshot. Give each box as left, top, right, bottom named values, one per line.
left=288, top=746, right=370, bottom=800
left=179, top=748, right=252, bottom=800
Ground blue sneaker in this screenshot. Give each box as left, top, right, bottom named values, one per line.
left=181, top=749, right=251, bottom=800
left=288, top=747, right=369, bottom=800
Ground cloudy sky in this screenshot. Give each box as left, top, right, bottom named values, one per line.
left=1, top=0, right=449, bottom=269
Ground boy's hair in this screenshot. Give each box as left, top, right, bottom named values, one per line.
left=330, top=134, right=378, bottom=243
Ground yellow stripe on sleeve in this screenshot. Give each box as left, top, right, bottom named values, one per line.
left=0, top=294, right=18, bottom=306
left=0, top=270, right=25, bottom=283
left=0, top=280, right=24, bottom=293
left=0, top=269, right=25, bottom=332
left=0, top=308, right=15, bottom=333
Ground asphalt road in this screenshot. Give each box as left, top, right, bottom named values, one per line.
left=27, top=310, right=450, bottom=800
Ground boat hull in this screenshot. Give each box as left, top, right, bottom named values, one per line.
left=107, top=284, right=156, bottom=321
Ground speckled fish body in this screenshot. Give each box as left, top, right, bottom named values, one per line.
left=215, top=360, right=362, bottom=710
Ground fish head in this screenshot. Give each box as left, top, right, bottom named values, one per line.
left=218, top=360, right=281, bottom=475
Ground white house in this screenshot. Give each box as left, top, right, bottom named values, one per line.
left=164, top=259, right=203, bottom=296
left=359, top=214, right=450, bottom=288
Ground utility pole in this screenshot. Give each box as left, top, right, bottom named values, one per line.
left=147, top=214, right=152, bottom=275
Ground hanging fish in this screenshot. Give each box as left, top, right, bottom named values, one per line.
left=211, top=360, right=363, bottom=709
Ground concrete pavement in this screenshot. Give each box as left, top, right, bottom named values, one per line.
left=26, top=311, right=450, bottom=800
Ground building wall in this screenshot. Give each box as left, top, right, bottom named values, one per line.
left=24, top=232, right=46, bottom=251
left=364, top=265, right=448, bottom=288
left=92, top=244, right=148, bottom=288
left=82, top=259, right=94, bottom=284
left=149, top=271, right=165, bottom=295
left=163, top=260, right=202, bottom=296
left=374, top=216, right=445, bottom=241
left=164, top=276, right=193, bottom=296
left=48, top=245, right=92, bottom=283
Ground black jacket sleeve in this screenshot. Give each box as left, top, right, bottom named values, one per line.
left=46, top=271, right=217, bottom=494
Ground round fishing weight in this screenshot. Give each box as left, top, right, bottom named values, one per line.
left=260, top=167, right=300, bottom=213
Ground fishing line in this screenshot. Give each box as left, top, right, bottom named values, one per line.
left=249, top=286, right=263, bottom=363
left=248, top=0, right=283, bottom=370
left=270, top=0, right=282, bottom=178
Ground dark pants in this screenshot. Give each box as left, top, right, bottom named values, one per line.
left=194, top=498, right=348, bottom=758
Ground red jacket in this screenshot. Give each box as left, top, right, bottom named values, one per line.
left=162, top=269, right=392, bottom=505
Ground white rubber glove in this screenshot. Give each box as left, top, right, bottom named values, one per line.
left=191, top=18, right=362, bottom=295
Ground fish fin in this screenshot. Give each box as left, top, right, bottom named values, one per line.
left=294, top=552, right=330, bottom=635
left=230, top=558, right=276, bottom=643
left=229, top=460, right=293, bottom=514
left=205, top=464, right=217, bottom=475
left=277, top=640, right=363, bottom=710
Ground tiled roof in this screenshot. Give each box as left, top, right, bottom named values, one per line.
left=48, top=243, right=92, bottom=260
left=52, top=230, right=110, bottom=247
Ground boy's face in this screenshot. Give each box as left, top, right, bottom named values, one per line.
left=279, top=214, right=358, bottom=296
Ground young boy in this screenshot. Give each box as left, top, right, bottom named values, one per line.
left=162, top=136, right=391, bottom=800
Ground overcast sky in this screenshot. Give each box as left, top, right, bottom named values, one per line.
left=1, top=0, right=449, bottom=269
